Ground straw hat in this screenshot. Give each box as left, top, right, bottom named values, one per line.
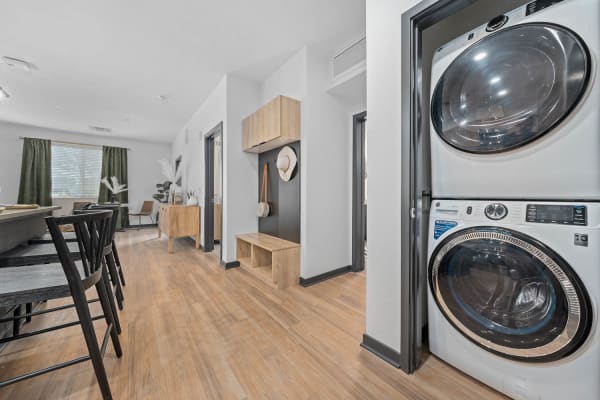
left=276, top=146, right=297, bottom=182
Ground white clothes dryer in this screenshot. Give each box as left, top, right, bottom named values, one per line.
left=430, top=0, right=599, bottom=200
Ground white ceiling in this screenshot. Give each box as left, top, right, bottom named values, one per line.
left=0, top=0, right=365, bottom=143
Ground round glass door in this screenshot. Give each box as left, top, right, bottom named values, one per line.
left=429, top=227, right=592, bottom=362
left=431, top=23, right=591, bottom=153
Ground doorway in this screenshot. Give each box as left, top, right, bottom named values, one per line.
left=352, top=111, right=367, bottom=272
left=400, top=0, right=532, bottom=374
left=204, top=122, right=223, bottom=262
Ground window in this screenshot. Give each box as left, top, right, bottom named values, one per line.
left=51, top=143, right=102, bottom=198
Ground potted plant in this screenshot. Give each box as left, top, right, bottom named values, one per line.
left=100, top=176, right=128, bottom=203
left=158, top=159, right=183, bottom=205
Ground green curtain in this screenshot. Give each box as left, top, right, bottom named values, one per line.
left=17, top=138, right=52, bottom=206
left=99, top=146, right=129, bottom=228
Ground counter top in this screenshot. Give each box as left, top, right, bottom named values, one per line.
left=0, top=206, right=61, bottom=223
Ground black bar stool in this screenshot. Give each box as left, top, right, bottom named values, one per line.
left=0, top=210, right=123, bottom=400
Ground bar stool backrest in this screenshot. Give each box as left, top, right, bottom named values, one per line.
left=82, top=204, right=120, bottom=242
left=46, top=210, right=113, bottom=286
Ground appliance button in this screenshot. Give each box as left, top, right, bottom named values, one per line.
left=485, top=203, right=508, bottom=221
left=575, top=234, right=589, bottom=247
left=466, top=206, right=473, bottom=215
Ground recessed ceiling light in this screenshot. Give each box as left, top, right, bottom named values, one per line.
left=0, top=87, right=10, bottom=99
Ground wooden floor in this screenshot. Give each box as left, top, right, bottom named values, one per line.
left=0, top=229, right=507, bottom=399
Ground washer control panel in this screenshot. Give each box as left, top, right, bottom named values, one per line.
left=526, top=204, right=587, bottom=226
left=526, top=0, right=564, bottom=16
left=485, top=203, right=508, bottom=220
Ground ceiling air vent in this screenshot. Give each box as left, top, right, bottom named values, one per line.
left=2, top=56, right=36, bottom=74
left=333, top=36, right=366, bottom=79
left=89, top=125, right=112, bottom=133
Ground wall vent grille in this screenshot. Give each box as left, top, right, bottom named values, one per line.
left=333, top=36, right=366, bottom=78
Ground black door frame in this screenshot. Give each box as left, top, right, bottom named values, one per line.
left=204, top=122, right=223, bottom=262
left=400, top=0, right=484, bottom=374
left=352, top=111, right=367, bottom=272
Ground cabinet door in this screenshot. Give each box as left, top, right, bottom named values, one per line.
left=260, top=96, right=282, bottom=144
left=242, top=115, right=253, bottom=150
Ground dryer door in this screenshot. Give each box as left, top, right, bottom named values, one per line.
left=431, top=23, right=591, bottom=154
left=429, top=227, right=592, bottom=362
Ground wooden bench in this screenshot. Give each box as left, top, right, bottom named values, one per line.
left=236, top=233, right=300, bottom=289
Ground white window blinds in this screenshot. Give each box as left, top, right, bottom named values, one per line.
left=51, top=143, right=102, bottom=198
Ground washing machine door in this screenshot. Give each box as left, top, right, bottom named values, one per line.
left=429, top=227, right=592, bottom=362
left=431, top=23, right=591, bottom=154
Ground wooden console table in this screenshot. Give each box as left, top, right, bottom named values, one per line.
left=158, top=205, right=201, bottom=253
left=236, top=233, right=300, bottom=289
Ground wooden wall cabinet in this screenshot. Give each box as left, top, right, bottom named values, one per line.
left=242, top=95, right=301, bottom=153
left=158, top=205, right=201, bottom=253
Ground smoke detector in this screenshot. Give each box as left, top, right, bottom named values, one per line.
left=2, top=56, right=37, bottom=74
left=89, top=125, right=112, bottom=133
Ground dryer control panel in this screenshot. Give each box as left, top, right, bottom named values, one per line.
left=526, top=0, right=565, bottom=16
left=526, top=204, right=587, bottom=226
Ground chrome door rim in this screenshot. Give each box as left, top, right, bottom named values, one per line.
left=430, top=22, right=592, bottom=154
left=430, top=228, right=590, bottom=361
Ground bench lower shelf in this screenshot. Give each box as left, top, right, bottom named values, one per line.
left=236, top=233, right=300, bottom=290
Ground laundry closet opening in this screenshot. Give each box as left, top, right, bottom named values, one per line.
left=395, top=0, right=532, bottom=373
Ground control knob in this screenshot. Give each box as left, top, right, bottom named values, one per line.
left=485, top=203, right=508, bottom=220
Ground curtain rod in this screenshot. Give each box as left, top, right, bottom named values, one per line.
left=18, top=136, right=131, bottom=151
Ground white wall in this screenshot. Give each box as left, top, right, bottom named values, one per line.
left=171, top=75, right=262, bottom=261
left=224, top=75, right=261, bottom=261
left=172, top=45, right=358, bottom=276
left=171, top=76, right=227, bottom=248
left=303, top=47, right=354, bottom=278
left=0, top=120, right=171, bottom=222
left=365, top=0, right=421, bottom=353
left=261, top=46, right=354, bottom=279
left=261, top=48, right=308, bottom=102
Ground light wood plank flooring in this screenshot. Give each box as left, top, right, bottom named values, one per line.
left=0, top=229, right=506, bottom=399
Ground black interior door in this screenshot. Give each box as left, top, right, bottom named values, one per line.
left=429, top=226, right=592, bottom=362
left=431, top=23, right=591, bottom=153
left=204, top=135, right=215, bottom=253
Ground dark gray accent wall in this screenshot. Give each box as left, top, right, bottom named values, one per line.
left=258, top=141, right=300, bottom=243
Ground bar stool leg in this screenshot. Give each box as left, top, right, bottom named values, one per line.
left=72, top=287, right=114, bottom=400
left=96, top=277, right=123, bottom=358
left=102, top=269, right=122, bottom=334
left=104, top=256, right=124, bottom=310
left=112, top=241, right=126, bottom=287
left=25, top=303, right=33, bottom=323
left=12, top=305, right=22, bottom=336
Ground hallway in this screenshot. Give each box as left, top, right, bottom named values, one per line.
left=0, top=230, right=505, bottom=399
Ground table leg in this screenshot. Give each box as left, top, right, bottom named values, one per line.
left=168, top=238, right=174, bottom=253
left=195, top=234, right=200, bottom=249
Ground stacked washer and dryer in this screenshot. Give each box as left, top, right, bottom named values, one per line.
left=427, top=1, right=599, bottom=399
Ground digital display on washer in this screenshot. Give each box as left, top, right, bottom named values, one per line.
left=526, top=204, right=587, bottom=225
left=526, top=0, right=565, bottom=16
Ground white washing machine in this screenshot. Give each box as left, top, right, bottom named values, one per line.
left=430, top=0, right=599, bottom=200
left=427, top=200, right=599, bottom=400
